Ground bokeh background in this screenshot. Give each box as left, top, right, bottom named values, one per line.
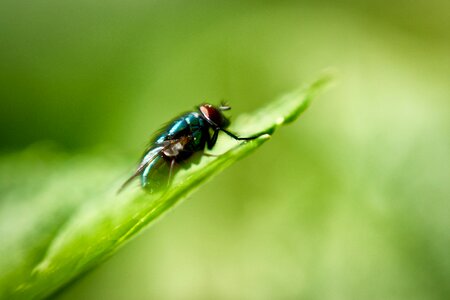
left=1, top=0, right=449, bottom=299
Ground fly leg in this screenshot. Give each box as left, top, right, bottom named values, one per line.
left=202, top=129, right=222, bottom=157
left=206, top=129, right=220, bottom=149
left=167, top=158, right=176, bottom=188
left=220, top=128, right=262, bottom=141
left=204, top=127, right=261, bottom=157
left=203, top=152, right=219, bottom=157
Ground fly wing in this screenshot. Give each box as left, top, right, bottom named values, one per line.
left=119, top=134, right=196, bottom=193
left=118, top=146, right=164, bottom=193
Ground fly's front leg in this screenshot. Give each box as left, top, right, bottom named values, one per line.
left=220, top=128, right=261, bottom=141
left=206, top=128, right=220, bottom=150
left=203, top=129, right=221, bottom=157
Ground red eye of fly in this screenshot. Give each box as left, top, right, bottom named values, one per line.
left=199, top=104, right=224, bottom=127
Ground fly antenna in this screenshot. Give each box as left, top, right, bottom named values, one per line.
left=219, top=100, right=231, bottom=111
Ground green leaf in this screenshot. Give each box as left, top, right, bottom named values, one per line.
left=0, top=76, right=331, bottom=299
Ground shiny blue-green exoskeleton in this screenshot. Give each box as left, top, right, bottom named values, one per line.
left=119, top=103, right=259, bottom=192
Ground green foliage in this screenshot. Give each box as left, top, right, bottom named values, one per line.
left=0, top=77, right=330, bottom=299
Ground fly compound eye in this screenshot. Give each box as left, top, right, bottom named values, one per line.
left=199, top=104, right=224, bottom=127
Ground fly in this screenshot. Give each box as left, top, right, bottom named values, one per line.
left=119, top=103, right=260, bottom=193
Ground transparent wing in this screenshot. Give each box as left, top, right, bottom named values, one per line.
left=118, top=146, right=164, bottom=193
left=118, top=135, right=195, bottom=193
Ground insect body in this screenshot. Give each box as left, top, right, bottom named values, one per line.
left=120, top=103, right=259, bottom=192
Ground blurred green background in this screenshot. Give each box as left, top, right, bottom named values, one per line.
left=1, top=0, right=449, bottom=299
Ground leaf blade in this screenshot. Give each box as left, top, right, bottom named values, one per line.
left=0, top=76, right=331, bottom=299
